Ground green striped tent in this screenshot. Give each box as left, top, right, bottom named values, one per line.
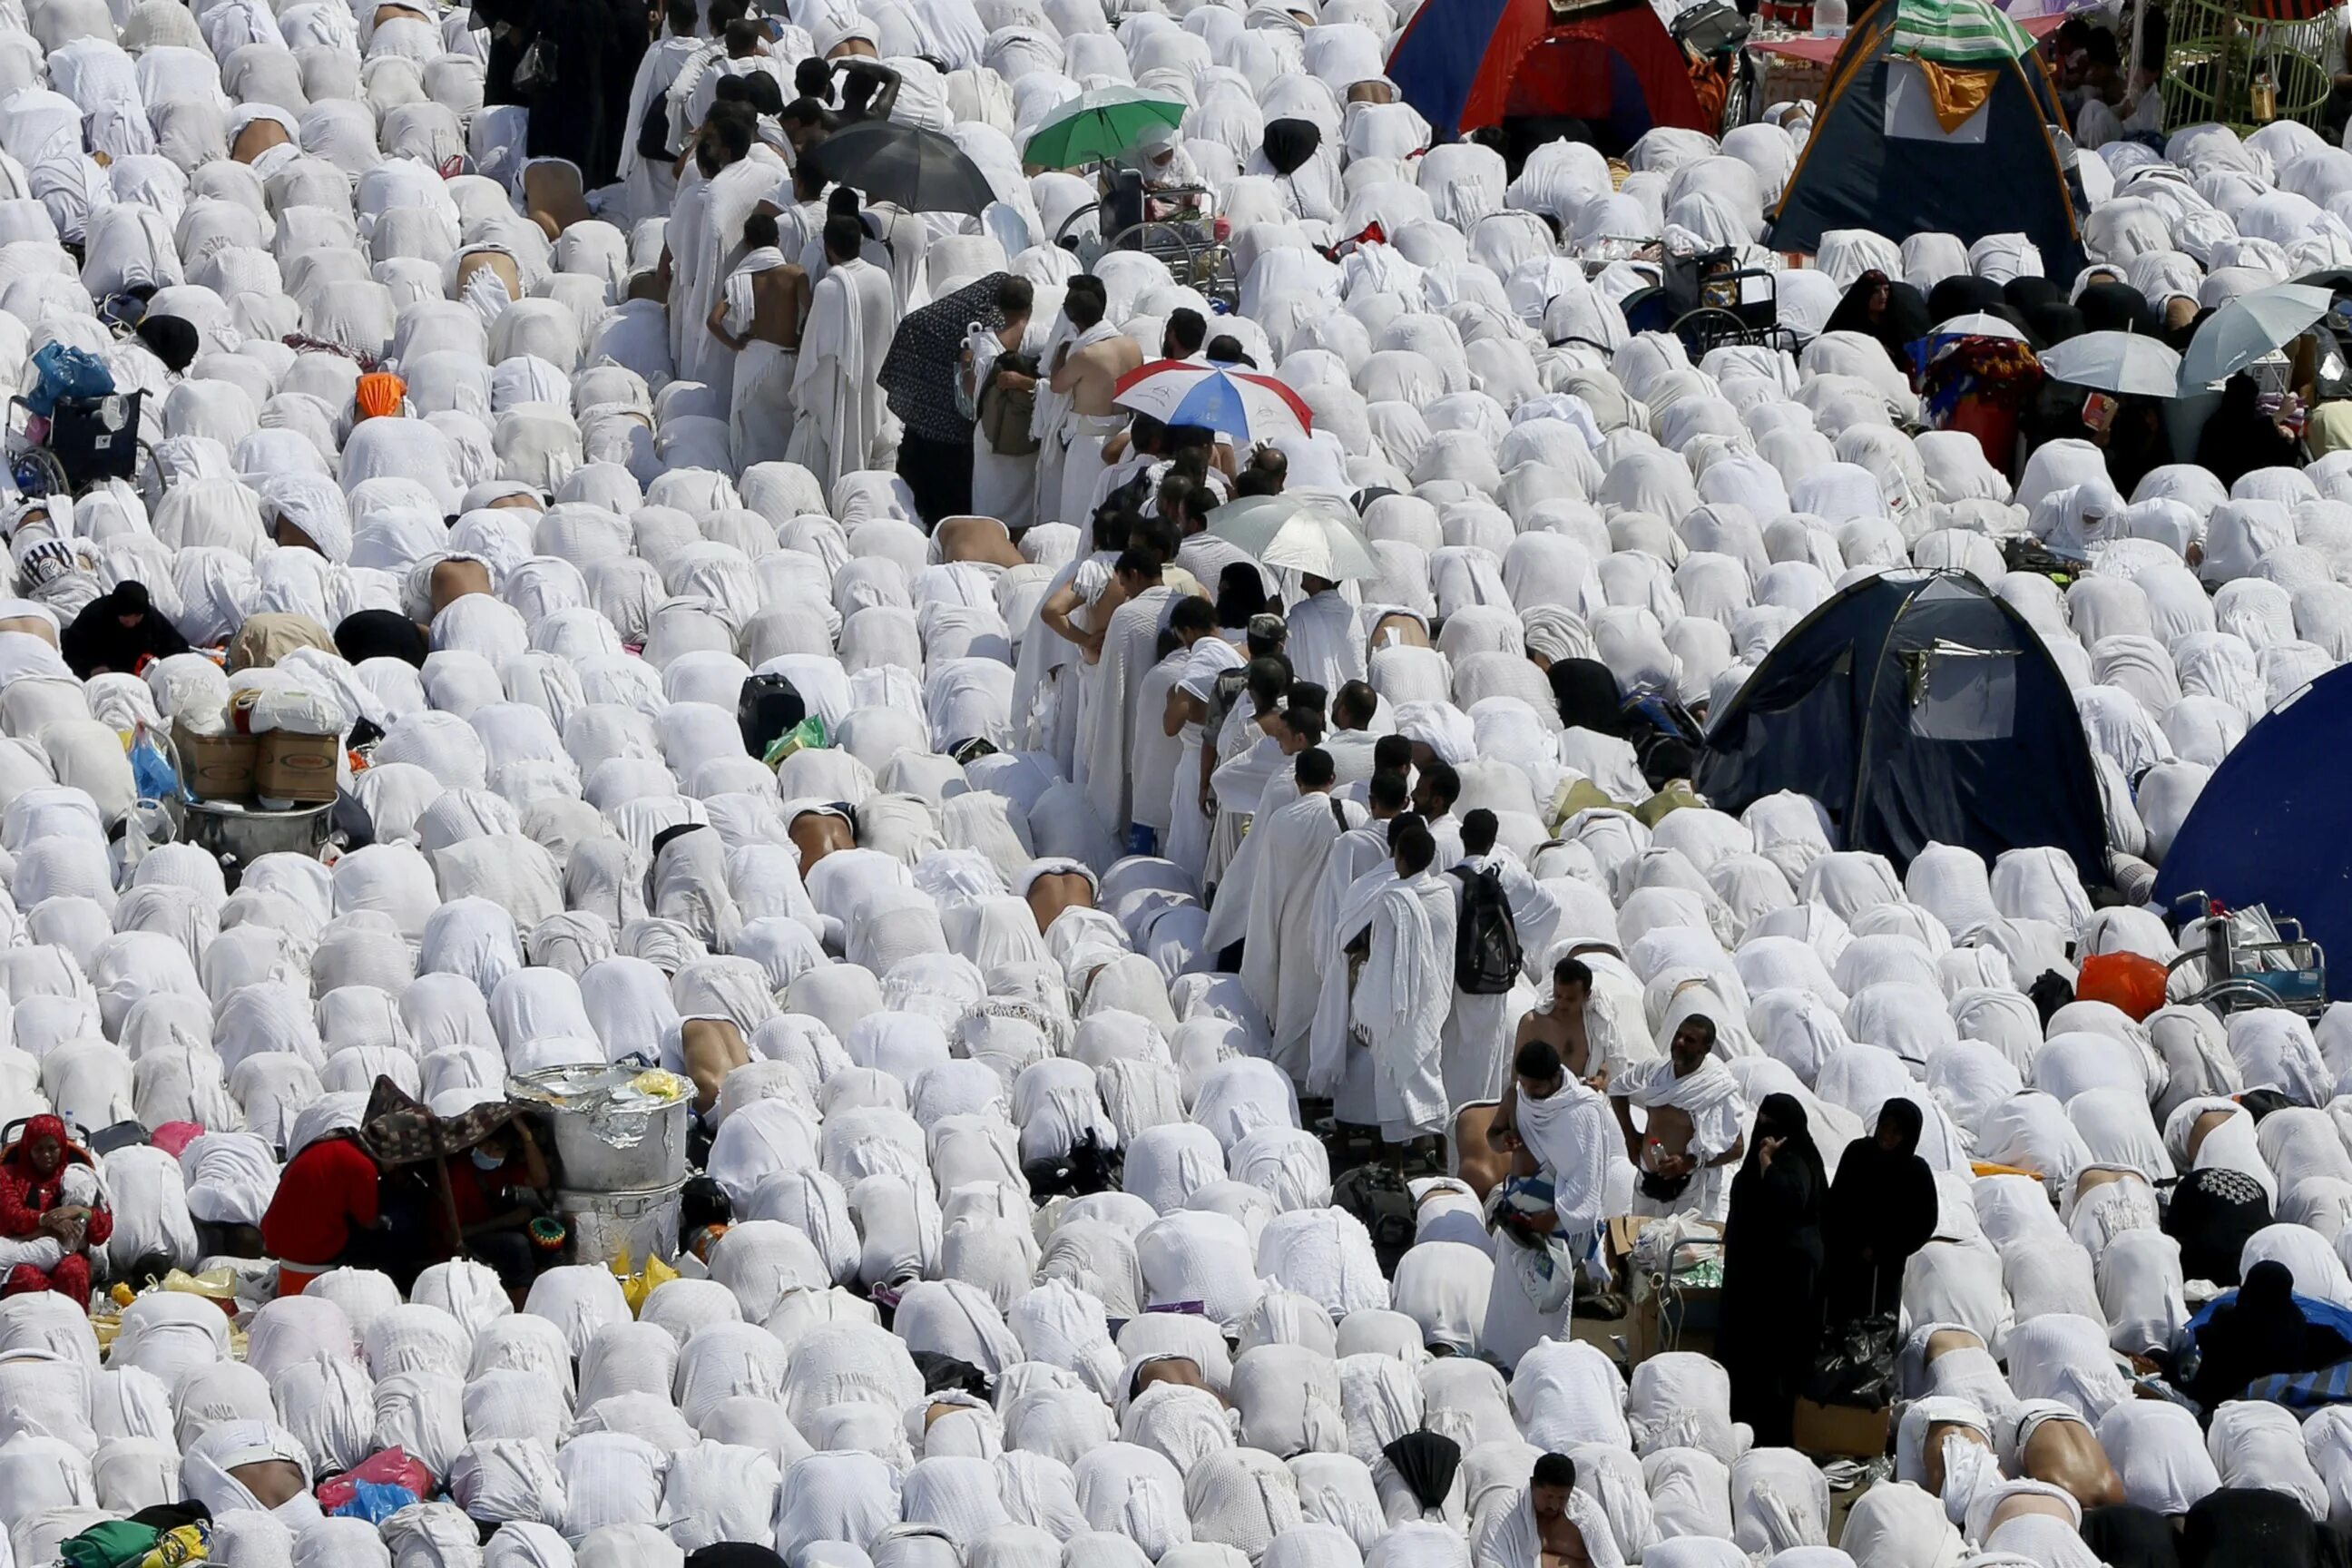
left=1770, top=0, right=2083, bottom=274
left=1889, top=0, right=2036, bottom=64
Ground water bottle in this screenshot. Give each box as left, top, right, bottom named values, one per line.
left=1813, top=0, right=1847, bottom=37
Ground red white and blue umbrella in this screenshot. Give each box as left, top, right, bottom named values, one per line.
left=1112, top=359, right=1313, bottom=440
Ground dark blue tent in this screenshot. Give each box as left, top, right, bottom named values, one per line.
left=2153, top=665, right=2352, bottom=973
left=1695, top=569, right=2107, bottom=879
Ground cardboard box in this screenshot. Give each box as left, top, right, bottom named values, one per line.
left=173, top=721, right=257, bottom=801
left=1628, top=1282, right=1719, bottom=1365
left=1792, top=1397, right=1890, bottom=1460
left=255, top=729, right=338, bottom=804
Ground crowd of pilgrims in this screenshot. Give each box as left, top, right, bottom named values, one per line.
left=10, top=0, right=2352, bottom=1561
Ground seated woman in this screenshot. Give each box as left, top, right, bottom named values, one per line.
left=0, top=1115, right=112, bottom=1306
left=436, top=1119, right=554, bottom=1305
left=260, top=1128, right=387, bottom=1296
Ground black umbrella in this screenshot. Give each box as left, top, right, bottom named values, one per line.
left=1381, top=1431, right=1464, bottom=1513
left=806, top=121, right=995, bottom=216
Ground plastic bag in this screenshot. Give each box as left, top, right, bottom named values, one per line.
left=328, top=1481, right=422, bottom=1525
left=129, top=725, right=176, bottom=800
left=27, top=342, right=115, bottom=416
left=316, top=1447, right=434, bottom=1514
left=1805, top=1312, right=1900, bottom=1409
left=761, top=714, right=827, bottom=767
left=612, top=1246, right=678, bottom=1316
left=135, top=1522, right=208, bottom=1568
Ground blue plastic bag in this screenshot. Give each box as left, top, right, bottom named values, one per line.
left=328, top=1482, right=421, bottom=1525
left=129, top=726, right=175, bottom=800
left=25, top=342, right=114, bottom=416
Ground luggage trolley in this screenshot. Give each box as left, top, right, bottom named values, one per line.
left=2166, top=892, right=2329, bottom=1017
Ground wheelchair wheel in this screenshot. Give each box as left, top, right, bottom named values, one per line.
left=10, top=445, right=66, bottom=500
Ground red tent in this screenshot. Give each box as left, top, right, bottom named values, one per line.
left=1387, top=0, right=1712, bottom=145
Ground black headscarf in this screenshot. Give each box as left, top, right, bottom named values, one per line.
left=134, top=314, right=199, bottom=373
left=1927, top=275, right=2003, bottom=322
left=1735, top=1093, right=1827, bottom=1200
left=2079, top=280, right=2159, bottom=337
left=1824, top=270, right=1933, bottom=371
left=683, top=1549, right=787, bottom=1568
left=877, top=271, right=1013, bottom=445
left=334, top=608, right=429, bottom=668
left=1259, top=118, right=1321, bottom=177
left=2187, top=1259, right=2352, bottom=1407
left=2180, top=1488, right=2329, bottom=1568
left=2195, top=371, right=2304, bottom=487
left=1216, top=562, right=1270, bottom=628
left=2080, top=1504, right=2183, bottom=1568
left=61, top=580, right=190, bottom=679
left=1549, top=658, right=1624, bottom=735
left=1822, top=1100, right=1938, bottom=1321
left=2164, top=1164, right=2271, bottom=1288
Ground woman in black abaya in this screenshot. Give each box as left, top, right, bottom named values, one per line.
left=1715, top=1093, right=1828, bottom=1447
left=1821, top=1099, right=1937, bottom=1332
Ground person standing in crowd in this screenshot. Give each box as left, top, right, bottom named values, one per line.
left=788, top=213, right=899, bottom=490
left=1608, top=1014, right=1746, bottom=1221
left=706, top=211, right=806, bottom=472
left=1044, top=277, right=1142, bottom=525
left=1822, top=1099, right=1939, bottom=1331
left=965, top=276, right=1042, bottom=530
left=1717, top=1093, right=1828, bottom=1447
left=477, top=0, right=648, bottom=186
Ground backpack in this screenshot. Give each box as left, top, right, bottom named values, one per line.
left=1449, top=865, right=1523, bottom=995
left=736, top=671, right=806, bottom=760
left=977, top=352, right=1041, bottom=456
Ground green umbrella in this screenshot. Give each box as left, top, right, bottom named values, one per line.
left=1023, top=86, right=1186, bottom=170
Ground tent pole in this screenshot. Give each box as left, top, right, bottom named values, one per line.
left=2125, top=0, right=2146, bottom=116
left=434, top=1154, right=468, bottom=1262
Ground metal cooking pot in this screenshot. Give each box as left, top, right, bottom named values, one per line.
left=509, top=1064, right=690, bottom=1191
left=178, top=799, right=335, bottom=887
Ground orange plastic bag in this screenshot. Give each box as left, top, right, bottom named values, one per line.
left=2075, top=951, right=2170, bottom=1021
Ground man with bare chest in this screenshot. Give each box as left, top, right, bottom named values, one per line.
left=1475, top=1451, right=1599, bottom=1568
left=1514, top=956, right=1599, bottom=1084
left=706, top=211, right=810, bottom=470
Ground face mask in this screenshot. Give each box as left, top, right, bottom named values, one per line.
left=471, top=1147, right=504, bottom=1171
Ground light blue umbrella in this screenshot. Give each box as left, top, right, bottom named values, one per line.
left=2038, top=331, right=2182, bottom=398
left=2179, top=282, right=2335, bottom=391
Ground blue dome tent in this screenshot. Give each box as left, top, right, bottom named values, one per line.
left=2153, top=664, right=2352, bottom=978
left=1695, top=569, right=2108, bottom=880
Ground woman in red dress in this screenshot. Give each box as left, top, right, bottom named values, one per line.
left=0, top=1115, right=113, bottom=1306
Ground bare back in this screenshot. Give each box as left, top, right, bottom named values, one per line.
left=749, top=265, right=810, bottom=350
left=1027, top=870, right=1095, bottom=936
left=1061, top=337, right=1143, bottom=416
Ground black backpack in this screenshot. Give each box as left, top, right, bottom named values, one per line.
left=1449, top=865, right=1523, bottom=995
left=737, top=672, right=806, bottom=759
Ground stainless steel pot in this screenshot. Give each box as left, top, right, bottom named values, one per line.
left=510, top=1064, right=690, bottom=1191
